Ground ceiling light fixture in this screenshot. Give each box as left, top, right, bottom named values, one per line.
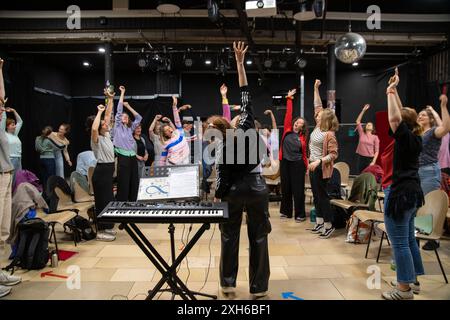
left=156, top=1, right=181, bottom=14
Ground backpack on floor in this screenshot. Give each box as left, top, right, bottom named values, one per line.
left=5, top=218, right=50, bottom=272
left=64, top=215, right=96, bottom=242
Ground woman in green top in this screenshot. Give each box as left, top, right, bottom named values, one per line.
left=35, top=126, right=65, bottom=188
left=0, top=107, right=23, bottom=174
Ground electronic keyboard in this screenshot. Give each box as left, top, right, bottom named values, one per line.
left=98, top=201, right=229, bottom=224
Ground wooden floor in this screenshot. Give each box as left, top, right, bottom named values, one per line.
left=1, top=202, right=449, bottom=300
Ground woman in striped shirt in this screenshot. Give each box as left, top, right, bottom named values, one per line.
left=159, top=96, right=190, bottom=166
left=308, top=79, right=339, bottom=239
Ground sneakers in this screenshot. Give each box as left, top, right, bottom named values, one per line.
left=422, top=240, right=439, bottom=251
left=382, top=288, right=414, bottom=300
left=0, top=270, right=22, bottom=286
left=310, top=223, right=324, bottom=234
left=280, top=214, right=290, bottom=219
left=221, top=286, right=235, bottom=294
left=96, top=231, right=116, bottom=242
left=0, top=285, right=12, bottom=298
left=104, top=229, right=117, bottom=236
left=295, top=217, right=307, bottom=223
left=253, top=291, right=268, bottom=298
left=390, top=280, right=420, bottom=294
left=319, top=227, right=335, bottom=239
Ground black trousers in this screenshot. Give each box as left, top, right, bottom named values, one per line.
left=116, top=154, right=139, bottom=202
left=221, top=174, right=271, bottom=294
left=309, top=166, right=332, bottom=223
left=280, top=159, right=306, bottom=218
left=356, top=154, right=373, bottom=173
left=92, top=163, right=115, bottom=230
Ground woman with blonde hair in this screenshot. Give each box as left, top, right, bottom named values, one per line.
left=308, top=79, right=339, bottom=239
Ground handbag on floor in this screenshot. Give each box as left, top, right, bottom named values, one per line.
left=345, top=214, right=372, bottom=244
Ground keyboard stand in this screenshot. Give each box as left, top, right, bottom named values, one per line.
left=119, top=222, right=217, bottom=300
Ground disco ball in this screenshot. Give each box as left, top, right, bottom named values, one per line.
left=334, top=32, right=367, bottom=64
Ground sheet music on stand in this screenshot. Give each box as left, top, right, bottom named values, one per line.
left=138, top=165, right=200, bottom=202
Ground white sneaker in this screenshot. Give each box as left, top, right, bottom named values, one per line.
left=96, top=231, right=116, bottom=242
left=253, top=291, right=268, bottom=298
left=104, top=229, right=117, bottom=236
left=221, top=286, right=235, bottom=294
left=390, top=280, right=420, bottom=294
left=0, top=270, right=22, bottom=286
left=382, top=288, right=414, bottom=300
left=0, top=285, right=12, bottom=298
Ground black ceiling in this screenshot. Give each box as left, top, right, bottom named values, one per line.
left=1, top=0, right=449, bottom=14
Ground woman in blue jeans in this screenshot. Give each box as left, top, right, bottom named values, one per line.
left=417, top=97, right=450, bottom=195
left=382, top=69, right=425, bottom=300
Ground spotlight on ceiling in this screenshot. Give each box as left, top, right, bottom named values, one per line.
left=137, top=57, right=148, bottom=68
left=296, top=57, right=307, bottom=69
left=185, top=57, right=193, bottom=67
left=205, top=59, right=212, bottom=65
left=82, top=61, right=91, bottom=67
left=352, top=62, right=359, bottom=67
left=156, top=1, right=181, bottom=14
left=246, top=59, right=253, bottom=65
left=98, top=47, right=106, bottom=53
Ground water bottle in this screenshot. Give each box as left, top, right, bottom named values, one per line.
left=51, top=251, right=59, bottom=268
left=310, top=207, right=316, bottom=223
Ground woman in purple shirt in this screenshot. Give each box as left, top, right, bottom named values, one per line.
left=113, top=85, right=143, bottom=202
left=355, top=104, right=380, bottom=173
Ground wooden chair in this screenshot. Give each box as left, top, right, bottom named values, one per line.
left=334, top=162, right=350, bottom=198
left=36, top=209, right=77, bottom=257
left=353, top=210, right=384, bottom=258
left=376, top=190, right=449, bottom=283
left=415, top=190, right=449, bottom=283
left=87, top=166, right=95, bottom=196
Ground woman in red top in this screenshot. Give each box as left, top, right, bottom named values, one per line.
left=355, top=104, right=380, bottom=173
left=279, top=88, right=308, bottom=222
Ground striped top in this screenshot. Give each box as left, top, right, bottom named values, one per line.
left=309, top=127, right=326, bottom=162
left=159, top=103, right=190, bottom=165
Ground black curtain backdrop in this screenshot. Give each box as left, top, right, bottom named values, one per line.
left=2, top=58, right=443, bottom=176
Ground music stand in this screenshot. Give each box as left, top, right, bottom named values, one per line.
left=121, top=164, right=217, bottom=300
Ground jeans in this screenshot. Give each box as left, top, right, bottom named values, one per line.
left=54, top=150, right=65, bottom=178
left=10, top=156, right=22, bottom=186
left=39, top=158, right=56, bottom=190
left=418, top=162, right=441, bottom=196
left=384, top=206, right=425, bottom=283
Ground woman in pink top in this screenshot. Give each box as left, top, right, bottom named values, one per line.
left=355, top=104, right=380, bottom=173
